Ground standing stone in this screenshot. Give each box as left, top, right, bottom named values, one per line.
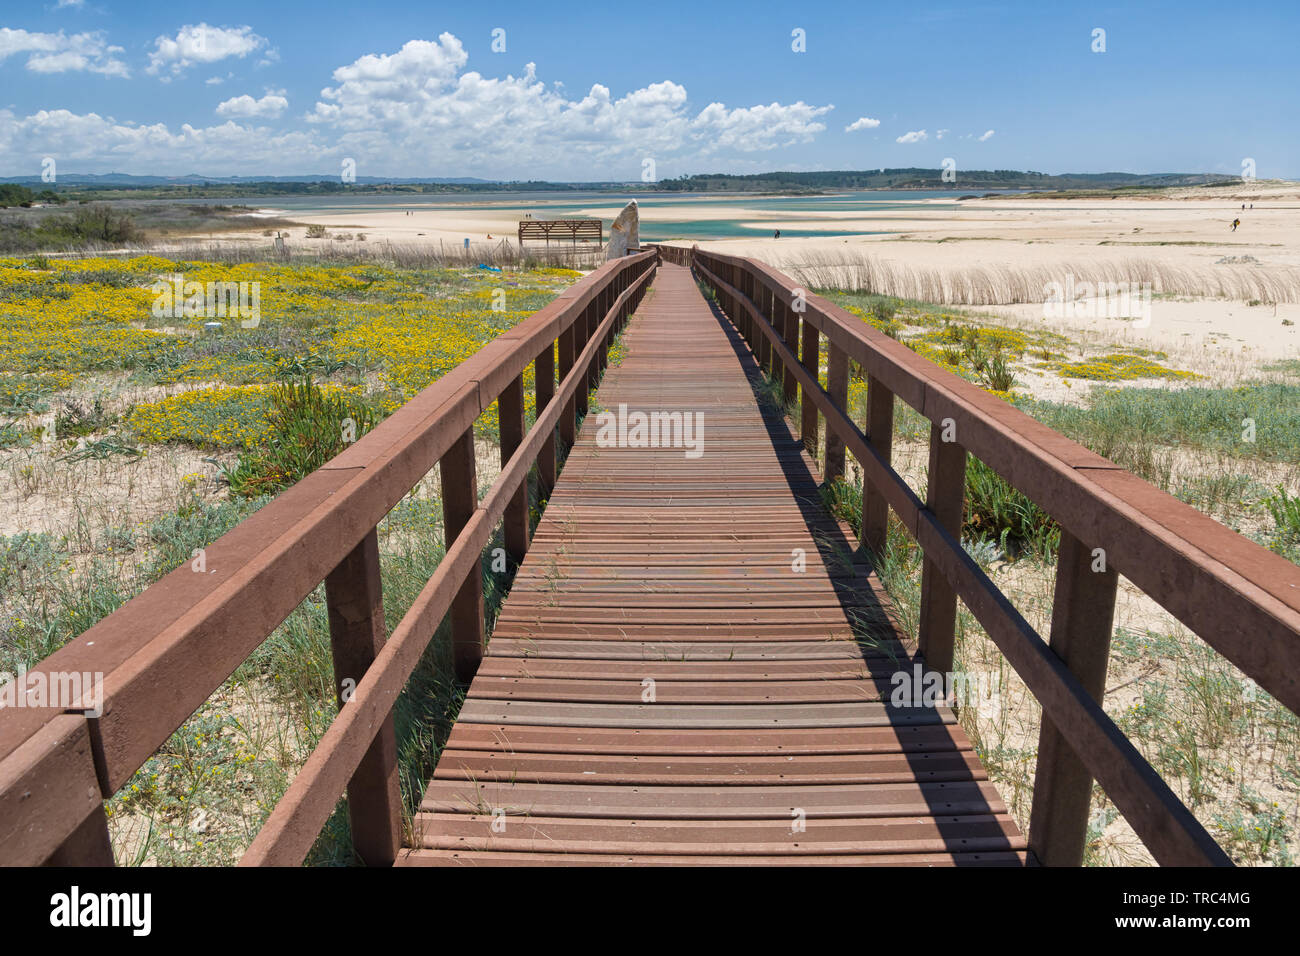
left=606, top=201, right=639, bottom=260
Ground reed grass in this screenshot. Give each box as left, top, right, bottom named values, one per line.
left=788, top=249, right=1300, bottom=305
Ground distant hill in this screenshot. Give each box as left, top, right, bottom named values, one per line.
left=650, top=169, right=1238, bottom=193
left=0, top=168, right=1240, bottom=200
left=0, top=175, right=620, bottom=200
left=0, top=173, right=501, bottom=187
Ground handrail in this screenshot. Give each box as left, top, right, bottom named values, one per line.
left=0, top=250, right=656, bottom=866
left=240, top=262, right=653, bottom=865
left=6, top=240, right=1298, bottom=868
left=690, top=246, right=1300, bottom=866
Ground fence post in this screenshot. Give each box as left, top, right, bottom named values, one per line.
left=755, top=279, right=771, bottom=372
left=441, top=428, right=485, bottom=683
left=558, top=321, right=576, bottom=449
left=499, top=374, right=529, bottom=565
left=861, top=375, right=895, bottom=556
left=918, top=420, right=966, bottom=676
left=45, top=805, right=114, bottom=866
left=575, top=299, right=592, bottom=419
left=598, top=278, right=614, bottom=374
left=780, top=300, right=798, bottom=407
left=1028, top=527, right=1119, bottom=866
left=324, top=528, right=402, bottom=865
left=825, top=343, right=848, bottom=482
left=757, top=284, right=771, bottom=378
left=731, top=268, right=743, bottom=340
left=733, top=266, right=748, bottom=342
left=800, top=317, right=820, bottom=456
left=536, top=342, right=556, bottom=493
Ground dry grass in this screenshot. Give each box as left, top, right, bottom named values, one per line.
left=788, top=249, right=1300, bottom=305
left=59, top=238, right=610, bottom=271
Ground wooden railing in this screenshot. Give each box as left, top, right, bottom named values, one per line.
left=6, top=242, right=1299, bottom=868
left=0, top=251, right=657, bottom=867
left=686, top=246, right=1300, bottom=866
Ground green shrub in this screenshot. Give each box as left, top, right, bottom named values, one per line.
left=55, top=397, right=115, bottom=438
left=963, top=457, right=1059, bottom=557
left=225, top=378, right=376, bottom=497
left=0, top=532, right=61, bottom=590
left=1264, top=486, right=1300, bottom=558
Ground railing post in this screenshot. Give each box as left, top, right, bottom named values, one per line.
left=324, top=528, right=402, bottom=865
left=558, top=320, right=576, bottom=448
left=598, top=278, right=614, bottom=374
left=575, top=299, right=592, bottom=419
left=799, top=316, right=820, bottom=456
left=723, top=265, right=736, bottom=327
left=918, top=420, right=966, bottom=676
left=750, top=274, right=763, bottom=362
left=733, top=266, right=748, bottom=342
left=861, top=375, right=895, bottom=556
left=759, top=283, right=769, bottom=374
left=780, top=299, right=798, bottom=406
left=733, top=269, right=744, bottom=341
left=767, top=286, right=784, bottom=383
left=1029, top=527, right=1119, bottom=866
left=536, top=342, right=556, bottom=493
left=825, top=343, right=848, bottom=482
left=440, top=428, right=485, bottom=683
left=45, top=804, right=114, bottom=866
left=499, top=374, right=529, bottom=565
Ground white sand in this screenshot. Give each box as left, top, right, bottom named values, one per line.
left=216, top=180, right=1300, bottom=364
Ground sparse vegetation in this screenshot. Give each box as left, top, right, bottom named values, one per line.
left=794, top=282, right=1300, bottom=865
left=223, top=379, right=377, bottom=497
left=0, top=251, right=588, bottom=865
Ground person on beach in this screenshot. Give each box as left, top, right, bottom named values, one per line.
left=1231, top=218, right=1241, bottom=231
left=774, top=230, right=781, bottom=239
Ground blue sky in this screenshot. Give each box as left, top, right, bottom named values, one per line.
left=2, top=0, right=1296, bottom=180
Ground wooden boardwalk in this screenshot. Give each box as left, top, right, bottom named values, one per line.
left=14, top=249, right=1288, bottom=867
left=399, top=264, right=1027, bottom=865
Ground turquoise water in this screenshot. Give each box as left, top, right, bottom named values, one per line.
left=169, top=189, right=1022, bottom=240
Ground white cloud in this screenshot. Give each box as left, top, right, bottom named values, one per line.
left=306, top=34, right=833, bottom=175
left=0, top=107, right=324, bottom=173
left=978, top=128, right=995, bottom=141
left=147, top=24, right=267, bottom=77
left=692, top=100, right=832, bottom=151
left=0, top=32, right=835, bottom=178
left=896, top=129, right=927, bottom=143
left=936, top=128, right=949, bottom=140
left=55, top=0, right=86, bottom=8
left=845, top=116, right=880, bottom=132
left=0, top=27, right=127, bottom=76
left=216, top=91, right=288, bottom=118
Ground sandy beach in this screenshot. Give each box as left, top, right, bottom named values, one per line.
left=218, top=179, right=1300, bottom=369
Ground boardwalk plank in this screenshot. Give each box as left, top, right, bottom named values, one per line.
left=404, top=263, right=1024, bottom=866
